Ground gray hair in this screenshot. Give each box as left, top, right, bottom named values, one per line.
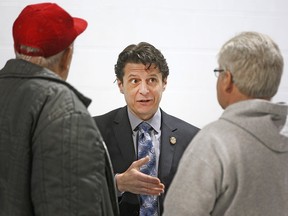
left=15, top=44, right=71, bottom=70
left=217, top=31, right=283, bottom=98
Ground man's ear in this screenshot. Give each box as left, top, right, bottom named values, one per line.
left=59, top=46, right=73, bottom=80
left=163, top=78, right=167, bottom=91
left=117, top=79, right=124, bottom=94
left=222, top=71, right=234, bottom=93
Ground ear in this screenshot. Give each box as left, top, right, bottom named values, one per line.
left=222, top=71, right=234, bottom=93
left=117, top=79, right=124, bottom=94
left=162, top=78, right=167, bottom=91
left=58, top=46, right=73, bottom=80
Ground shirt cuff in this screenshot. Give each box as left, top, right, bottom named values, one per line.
left=115, top=173, right=124, bottom=197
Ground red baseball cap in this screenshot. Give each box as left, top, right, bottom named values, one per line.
left=13, top=2, right=88, bottom=57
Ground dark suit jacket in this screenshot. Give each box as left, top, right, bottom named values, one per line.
left=94, top=106, right=199, bottom=216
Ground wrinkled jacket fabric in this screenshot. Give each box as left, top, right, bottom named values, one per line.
left=0, top=59, right=118, bottom=216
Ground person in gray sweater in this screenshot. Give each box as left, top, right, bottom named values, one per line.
left=163, top=31, right=288, bottom=216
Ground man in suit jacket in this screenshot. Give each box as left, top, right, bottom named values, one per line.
left=94, top=42, right=199, bottom=216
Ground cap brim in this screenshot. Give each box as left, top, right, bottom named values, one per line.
left=73, top=17, right=88, bottom=35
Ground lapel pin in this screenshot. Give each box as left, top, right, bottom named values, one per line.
left=170, top=136, right=176, bottom=145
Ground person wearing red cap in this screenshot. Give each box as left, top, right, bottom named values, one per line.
left=0, top=2, right=119, bottom=216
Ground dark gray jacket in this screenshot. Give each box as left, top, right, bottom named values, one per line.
left=0, top=59, right=119, bottom=216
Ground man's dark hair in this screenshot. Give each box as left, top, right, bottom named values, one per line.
left=114, top=42, right=169, bottom=82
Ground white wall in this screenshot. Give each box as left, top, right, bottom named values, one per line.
left=0, top=0, right=287, bottom=128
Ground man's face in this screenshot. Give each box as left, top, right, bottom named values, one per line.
left=118, top=63, right=167, bottom=120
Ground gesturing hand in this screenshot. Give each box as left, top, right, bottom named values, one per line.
left=115, top=156, right=165, bottom=195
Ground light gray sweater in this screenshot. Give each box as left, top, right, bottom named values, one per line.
left=163, top=99, right=288, bottom=216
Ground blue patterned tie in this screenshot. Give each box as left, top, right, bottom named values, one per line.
left=137, top=122, right=158, bottom=216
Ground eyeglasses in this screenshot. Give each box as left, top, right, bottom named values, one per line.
left=213, top=68, right=225, bottom=77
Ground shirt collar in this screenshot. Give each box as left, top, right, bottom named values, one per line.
left=128, top=108, right=161, bottom=134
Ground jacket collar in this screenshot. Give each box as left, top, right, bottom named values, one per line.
left=0, top=59, right=92, bottom=107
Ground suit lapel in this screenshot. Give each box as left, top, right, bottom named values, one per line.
left=158, top=110, right=177, bottom=182
left=113, top=107, right=136, bottom=168
left=111, top=108, right=179, bottom=181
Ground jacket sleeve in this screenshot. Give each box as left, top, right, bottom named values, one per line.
left=31, top=105, right=105, bottom=215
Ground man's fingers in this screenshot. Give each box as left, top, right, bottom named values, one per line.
left=137, top=172, right=161, bottom=184
left=139, top=184, right=165, bottom=195
left=132, top=156, right=150, bottom=169
left=123, top=157, right=166, bottom=195
left=138, top=175, right=165, bottom=193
